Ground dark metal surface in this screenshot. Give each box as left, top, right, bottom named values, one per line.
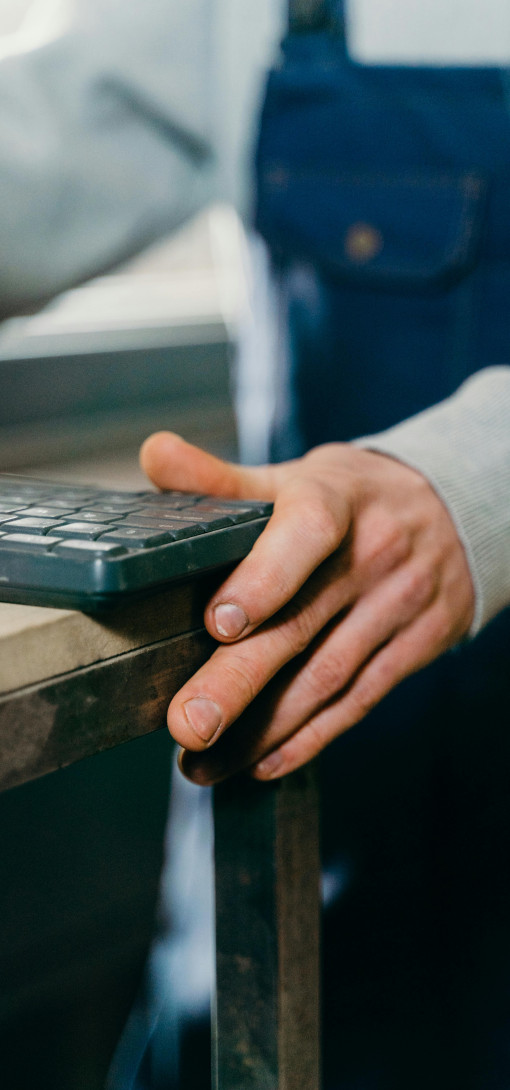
left=213, top=764, right=321, bottom=1090
left=0, top=341, right=230, bottom=428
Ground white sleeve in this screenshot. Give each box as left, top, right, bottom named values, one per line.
left=354, top=366, right=510, bottom=635
left=0, top=0, right=281, bottom=314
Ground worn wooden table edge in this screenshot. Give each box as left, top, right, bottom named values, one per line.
left=0, top=626, right=215, bottom=793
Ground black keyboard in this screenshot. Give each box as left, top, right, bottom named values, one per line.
left=0, top=474, right=272, bottom=611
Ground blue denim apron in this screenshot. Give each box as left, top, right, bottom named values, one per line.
left=255, top=6, right=510, bottom=1088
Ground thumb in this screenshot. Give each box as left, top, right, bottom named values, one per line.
left=139, top=431, right=278, bottom=500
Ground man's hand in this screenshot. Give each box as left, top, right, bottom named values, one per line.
left=140, top=431, right=475, bottom=784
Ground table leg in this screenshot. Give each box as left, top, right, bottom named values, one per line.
left=213, top=764, right=321, bottom=1090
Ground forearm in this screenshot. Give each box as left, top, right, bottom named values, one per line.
left=355, top=366, right=510, bottom=633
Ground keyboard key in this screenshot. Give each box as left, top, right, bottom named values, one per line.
left=25, top=505, right=77, bottom=518
left=68, top=509, right=125, bottom=523
left=83, top=504, right=142, bottom=515
left=138, top=492, right=202, bottom=509
left=43, top=489, right=97, bottom=501
left=52, top=540, right=127, bottom=558
left=95, top=491, right=146, bottom=504
left=99, top=528, right=176, bottom=547
left=0, top=491, right=52, bottom=504
left=7, top=517, right=63, bottom=534
left=117, top=516, right=203, bottom=535
left=41, top=497, right=88, bottom=509
left=54, top=521, right=112, bottom=539
left=0, top=534, right=63, bottom=551
left=135, top=507, right=232, bottom=529
left=0, top=502, right=24, bottom=513
left=193, top=501, right=252, bottom=511
left=0, top=481, right=52, bottom=495
left=193, top=502, right=271, bottom=522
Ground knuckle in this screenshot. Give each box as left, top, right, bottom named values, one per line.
left=253, top=563, right=297, bottom=613
left=349, top=675, right=380, bottom=721
left=299, top=488, right=342, bottom=556
left=299, top=718, right=328, bottom=758
left=360, top=514, right=410, bottom=576
left=301, top=651, right=347, bottom=702
left=220, top=653, right=261, bottom=706
left=399, top=563, right=436, bottom=613
left=279, top=599, right=319, bottom=658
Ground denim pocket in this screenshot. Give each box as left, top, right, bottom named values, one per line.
left=257, top=168, right=487, bottom=292
left=259, top=169, right=490, bottom=454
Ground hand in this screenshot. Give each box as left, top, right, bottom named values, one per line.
left=140, top=432, right=475, bottom=783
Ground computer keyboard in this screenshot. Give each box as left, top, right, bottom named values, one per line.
left=0, top=474, right=272, bottom=611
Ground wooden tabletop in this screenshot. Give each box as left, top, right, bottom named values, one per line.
left=0, top=577, right=218, bottom=794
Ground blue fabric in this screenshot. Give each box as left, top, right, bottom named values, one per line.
left=255, top=27, right=510, bottom=1090
left=256, top=32, right=510, bottom=455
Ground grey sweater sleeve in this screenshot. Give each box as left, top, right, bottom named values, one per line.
left=0, top=0, right=281, bottom=316
left=0, top=0, right=220, bottom=314
left=355, top=366, right=510, bottom=635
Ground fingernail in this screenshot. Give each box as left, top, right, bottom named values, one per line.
left=254, top=750, right=283, bottom=778
left=183, top=697, right=222, bottom=743
left=213, top=602, right=248, bottom=639
left=178, top=749, right=214, bottom=785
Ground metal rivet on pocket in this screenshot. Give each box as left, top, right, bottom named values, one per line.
left=344, top=222, right=383, bottom=263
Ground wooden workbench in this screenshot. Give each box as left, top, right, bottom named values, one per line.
left=0, top=581, right=320, bottom=1090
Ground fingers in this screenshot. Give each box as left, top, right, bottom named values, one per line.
left=176, top=557, right=445, bottom=783
left=167, top=549, right=355, bottom=751
left=252, top=601, right=453, bottom=779
left=180, top=596, right=452, bottom=785
left=252, top=554, right=436, bottom=737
